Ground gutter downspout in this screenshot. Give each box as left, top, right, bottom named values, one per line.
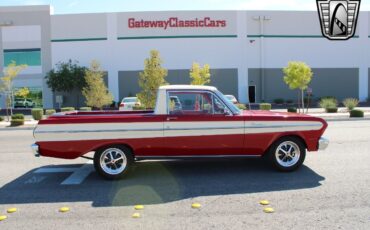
left=253, top=16, right=270, bottom=102
left=260, top=16, right=265, bottom=102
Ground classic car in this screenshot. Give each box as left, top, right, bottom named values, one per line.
left=14, top=98, right=36, bottom=108
left=31, top=85, right=329, bottom=179
left=119, top=97, right=141, bottom=111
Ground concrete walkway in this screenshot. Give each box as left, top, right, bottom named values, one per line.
left=1, top=107, right=369, bottom=130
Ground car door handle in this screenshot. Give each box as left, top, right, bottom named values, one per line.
left=166, top=117, right=178, bottom=121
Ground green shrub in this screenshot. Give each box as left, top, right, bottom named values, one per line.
left=236, top=103, right=247, bottom=110
left=10, top=119, right=24, bottom=126
left=45, top=109, right=56, bottom=116
left=133, top=106, right=146, bottom=110
left=287, top=107, right=297, bottom=113
left=319, top=98, right=337, bottom=112
left=61, top=107, right=75, bottom=112
left=326, top=108, right=338, bottom=113
left=11, top=113, right=24, bottom=120
left=79, top=107, right=92, bottom=111
left=350, top=109, right=364, bottom=118
left=0, top=116, right=4, bottom=122
left=286, top=99, right=294, bottom=104
left=273, top=98, right=284, bottom=104
left=304, top=97, right=312, bottom=104
left=31, top=108, right=44, bottom=120
left=110, top=101, right=117, bottom=108
left=259, top=103, right=271, bottom=111
left=320, top=96, right=337, bottom=101
left=343, top=98, right=359, bottom=111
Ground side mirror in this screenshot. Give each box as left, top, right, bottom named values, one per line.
left=223, top=108, right=232, bottom=116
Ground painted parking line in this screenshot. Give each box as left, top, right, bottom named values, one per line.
left=61, top=161, right=94, bottom=185
left=34, top=167, right=77, bottom=173
left=33, top=161, right=94, bottom=185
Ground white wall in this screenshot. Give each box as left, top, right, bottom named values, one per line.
left=51, top=10, right=370, bottom=103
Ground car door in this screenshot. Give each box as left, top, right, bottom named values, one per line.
left=163, top=90, right=244, bottom=156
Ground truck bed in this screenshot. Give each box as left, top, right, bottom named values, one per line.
left=38, top=110, right=157, bottom=125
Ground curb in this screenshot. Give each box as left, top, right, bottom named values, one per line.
left=321, top=117, right=370, bottom=122
left=0, top=126, right=35, bottom=131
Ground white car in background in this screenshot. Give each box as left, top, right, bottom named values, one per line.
left=119, top=97, right=141, bottom=111
left=224, top=95, right=238, bottom=104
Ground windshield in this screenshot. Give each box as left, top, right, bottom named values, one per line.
left=225, top=95, right=234, bottom=100
left=215, top=90, right=241, bottom=115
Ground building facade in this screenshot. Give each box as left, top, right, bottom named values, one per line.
left=0, top=5, right=369, bottom=108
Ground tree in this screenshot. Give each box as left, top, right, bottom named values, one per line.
left=190, top=62, right=211, bottom=85
left=0, top=61, right=27, bottom=120
left=137, top=50, right=168, bottom=109
left=15, top=87, right=30, bottom=99
left=283, top=62, right=313, bottom=113
left=82, top=60, right=113, bottom=110
left=45, top=60, right=87, bottom=107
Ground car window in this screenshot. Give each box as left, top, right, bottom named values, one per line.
left=168, top=91, right=213, bottom=115
left=168, top=91, right=231, bottom=115
left=213, top=96, right=230, bottom=115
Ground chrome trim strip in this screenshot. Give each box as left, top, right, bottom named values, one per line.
left=136, top=155, right=261, bottom=159
left=34, top=128, right=164, bottom=134
left=34, top=126, right=245, bottom=134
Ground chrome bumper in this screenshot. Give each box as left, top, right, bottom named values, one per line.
left=31, top=143, right=40, bottom=157
left=318, top=137, right=329, bottom=150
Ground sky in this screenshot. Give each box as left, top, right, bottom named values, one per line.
left=0, top=0, right=369, bottom=14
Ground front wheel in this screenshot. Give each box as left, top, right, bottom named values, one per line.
left=267, top=137, right=306, bottom=172
left=93, top=145, right=133, bottom=180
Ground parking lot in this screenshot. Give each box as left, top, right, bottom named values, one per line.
left=0, top=120, right=369, bottom=230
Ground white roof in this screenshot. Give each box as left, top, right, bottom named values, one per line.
left=159, top=85, right=217, bottom=91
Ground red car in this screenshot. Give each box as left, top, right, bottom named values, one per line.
left=32, top=85, right=328, bottom=179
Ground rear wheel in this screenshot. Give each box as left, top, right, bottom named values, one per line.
left=268, top=137, right=306, bottom=172
left=93, top=145, right=133, bottom=180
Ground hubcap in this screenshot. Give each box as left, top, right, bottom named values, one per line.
left=100, top=148, right=127, bottom=175
left=275, top=141, right=300, bottom=167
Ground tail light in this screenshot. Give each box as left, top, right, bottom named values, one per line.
left=119, top=103, right=124, bottom=108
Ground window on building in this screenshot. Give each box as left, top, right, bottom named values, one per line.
left=3, top=48, right=41, bottom=66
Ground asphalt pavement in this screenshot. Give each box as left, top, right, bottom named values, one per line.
left=0, top=120, right=369, bottom=230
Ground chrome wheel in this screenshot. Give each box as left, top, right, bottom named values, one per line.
left=99, top=148, right=127, bottom=175
left=275, top=141, right=300, bottom=168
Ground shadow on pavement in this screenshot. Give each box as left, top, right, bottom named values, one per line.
left=0, top=158, right=325, bottom=207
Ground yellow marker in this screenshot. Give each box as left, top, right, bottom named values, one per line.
left=134, top=205, right=144, bottom=210
left=259, top=200, right=270, bottom=205
left=59, top=207, right=70, bottom=213
left=132, top=212, right=141, bottom=218
left=7, top=208, right=17, bottom=213
left=191, top=203, right=201, bottom=209
left=0, top=215, right=7, bottom=221
left=263, top=207, right=274, bottom=213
